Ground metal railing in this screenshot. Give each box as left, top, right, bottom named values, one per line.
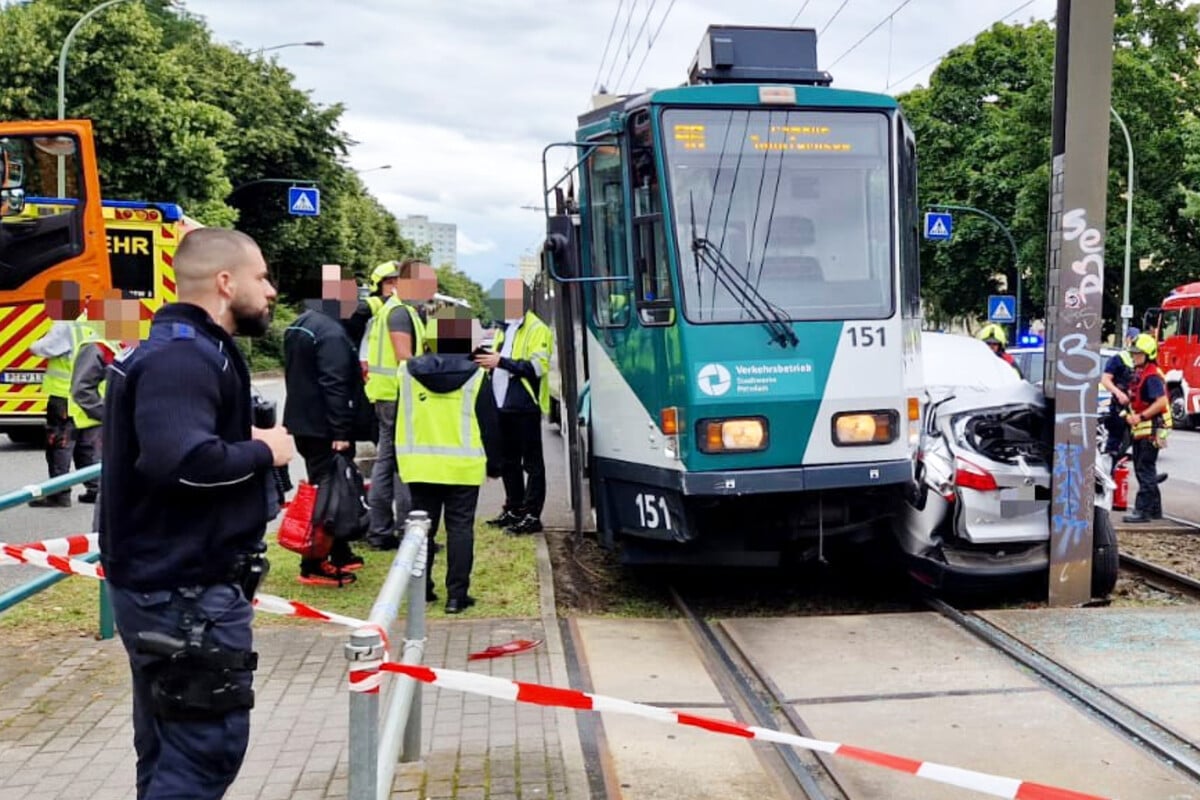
left=345, top=511, right=430, bottom=800
left=0, top=463, right=112, bottom=638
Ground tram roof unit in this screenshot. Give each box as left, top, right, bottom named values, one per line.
left=577, top=25, right=897, bottom=133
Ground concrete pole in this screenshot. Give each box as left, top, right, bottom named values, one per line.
left=1043, top=0, right=1116, bottom=607
left=57, top=0, right=135, bottom=197
left=1110, top=106, right=1134, bottom=334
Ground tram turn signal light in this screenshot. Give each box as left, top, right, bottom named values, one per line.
left=832, top=411, right=898, bottom=446
left=698, top=417, right=767, bottom=453
left=660, top=407, right=679, bottom=436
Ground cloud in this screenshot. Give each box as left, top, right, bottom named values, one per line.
left=457, top=230, right=496, bottom=257
left=184, top=0, right=1058, bottom=291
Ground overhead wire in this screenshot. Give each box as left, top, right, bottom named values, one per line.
left=788, top=0, right=815, bottom=26
left=604, top=0, right=640, bottom=90
left=886, top=0, right=1039, bottom=90
left=613, top=0, right=659, bottom=92
left=827, top=0, right=915, bottom=68
left=592, top=0, right=626, bottom=92
left=819, top=0, right=854, bottom=36
left=624, top=0, right=679, bottom=94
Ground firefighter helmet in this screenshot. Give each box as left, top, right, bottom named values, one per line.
left=976, top=323, right=1007, bottom=348
left=1129, top=333, right=1158, bottom=360
left=369, top=261, right=400, bottom=291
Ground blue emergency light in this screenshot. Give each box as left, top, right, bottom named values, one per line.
left=1018, top=333, right=1043, bottom=347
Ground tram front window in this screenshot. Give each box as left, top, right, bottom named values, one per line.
left=663, top=108, right=893, bottom=323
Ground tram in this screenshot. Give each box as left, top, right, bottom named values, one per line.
left=541, top=26, right=924, bottom=564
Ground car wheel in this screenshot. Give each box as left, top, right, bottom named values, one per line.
left=1170, top=390, right=1192, bottom=430
left=1091, top=507, right=1119, bottom=599
left=6, top=427, right=45, bottom=446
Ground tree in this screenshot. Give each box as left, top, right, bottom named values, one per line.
left=435, top=264, right=489, bottom=322
left=0, top=0, right=419, bottom=300
left=898, top=0, right=1200, bottom=332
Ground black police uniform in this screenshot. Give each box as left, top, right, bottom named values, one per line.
left=100, top=303, right=273, bottom=800
left=1102, top=352, right=1135, bottom=456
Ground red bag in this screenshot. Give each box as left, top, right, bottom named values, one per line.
left=276, top=481, right=333, bottom=560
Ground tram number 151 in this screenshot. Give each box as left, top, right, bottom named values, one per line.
left=634, top=493, right=672, bottom=530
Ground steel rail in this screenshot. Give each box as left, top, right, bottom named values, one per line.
left=1119, top=553, right=1200, bottom=601
left=669, top=586, right=850, bottom=800
left=928, top=597, right=1200, bottom=785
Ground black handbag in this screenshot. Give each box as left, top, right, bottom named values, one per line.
left=314, top=452, right=370, bottom=541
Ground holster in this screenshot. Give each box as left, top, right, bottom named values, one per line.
left=225, top=549, right=270, bottom=600
left=136, top=630, right=258, bottom=721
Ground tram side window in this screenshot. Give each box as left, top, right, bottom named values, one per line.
left=0, top=135, right=85, bottom=292
left=630, top=111, right=674, bottom=326
left=585, top=143, right=630, bottom=327
left=899, top=129, right=921, bottom=319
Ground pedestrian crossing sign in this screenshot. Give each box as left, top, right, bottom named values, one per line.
left=288, top=186, right=320, bottom=217
left=924, top=212, right=952, bottom=240
left=988, top=295, right=1016, bottom=323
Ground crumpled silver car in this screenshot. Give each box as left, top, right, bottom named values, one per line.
left=895, top=333, right=1117, bottom=595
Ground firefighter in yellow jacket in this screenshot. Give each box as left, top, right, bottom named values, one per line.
left=28, top=281, right=92, bottom=507
left=474, top=278, right=553, bottom=535
left=362, top=259, right=435, bottom=550
left=394, top=310, right=500, bottom=614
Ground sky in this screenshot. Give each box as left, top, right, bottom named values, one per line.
left=182, top=0, right=1058, bottom=289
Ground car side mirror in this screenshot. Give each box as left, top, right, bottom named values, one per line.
left=0, top=187, right=24, bottom=217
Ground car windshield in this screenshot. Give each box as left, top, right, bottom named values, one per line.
left=662, top=108, right=893, bottom=323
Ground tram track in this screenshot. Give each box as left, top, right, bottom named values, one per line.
left=1119, top=552, right=1200, bottom=601
left=667, top=586, right=853, bottom=800
left=927, top=597, right=1200, bottom=788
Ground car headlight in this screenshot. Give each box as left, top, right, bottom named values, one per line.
left=698, top=417, right=767, bottom=453
left=832, top=411, right=898, bottom=446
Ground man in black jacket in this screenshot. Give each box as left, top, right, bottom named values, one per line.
left=100, top=228, right=293, bottom=800
left=283, top=266, right=375, bottom=585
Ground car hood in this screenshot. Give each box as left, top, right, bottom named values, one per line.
left=932, top=381, right=1045, bottom=418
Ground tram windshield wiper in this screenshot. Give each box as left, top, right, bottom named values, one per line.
left=691, top=236, right=798, bottom=347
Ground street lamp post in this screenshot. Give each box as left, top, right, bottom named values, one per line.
left=256, top=41, right=324, bottom=57
left=927, top=203, right=1023, bottom=333
left=57, top=0, right=137, bottom=196
left=1110, top=106, right=1134, bottom=335
left=355, top=165, right=392, bottom=175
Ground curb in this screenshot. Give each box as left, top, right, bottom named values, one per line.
left=535, top=532, right=591, bottom=800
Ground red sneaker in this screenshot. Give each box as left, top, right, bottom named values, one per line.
left=298, top=562, right=357, bottom=587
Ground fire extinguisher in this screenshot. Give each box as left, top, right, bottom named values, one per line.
left=1112, top=456, right=1132, bottom=511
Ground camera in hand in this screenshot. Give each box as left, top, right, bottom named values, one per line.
left=252, top=392, right=292, bottom=507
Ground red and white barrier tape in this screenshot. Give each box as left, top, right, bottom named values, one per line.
left=2, top=534, right=381, bottom=635
left=380, top=662, right=1110, bottom=800
left=9, top=532, right=98, bottom=556
left=1, top=542, right=105, bottom=579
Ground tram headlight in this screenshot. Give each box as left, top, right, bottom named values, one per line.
left=832, top=411, right=898, bottom=446
left=698, top=417, right=767, bottom=453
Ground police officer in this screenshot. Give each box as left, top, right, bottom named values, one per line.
left=1122, top=333, right=1170, bottom=524
left=396, top=310, right=500, bottom=612
left=977, top=323, right=1022, bottom=378
left=100, top=228, right=293, bottom=800
left=476, top=278, right=553, bottom=535
left=28, top=284, right=93, bottom=507
left=1100, top=326, right=1139, bottom=458
left=363, top=260, right=433, bottom=549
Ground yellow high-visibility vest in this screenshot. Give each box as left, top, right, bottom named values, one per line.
left=67, top=337, right=113, bottom=430
left=394, top=365, right=486, bottom=486
left=43, top=320, right=95, bottom=400
left=365, top=297, right=424, bottom=403
left=492, top=311, right=553, bottom=416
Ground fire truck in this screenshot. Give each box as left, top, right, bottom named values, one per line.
left=0, top=121, right=108, bottom=444
left=0, top=195, right=196, bottom=443
left=1145, top=281, right=1200, bottom=430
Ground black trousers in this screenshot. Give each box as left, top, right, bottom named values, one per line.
left=409, top=482, right=479, bottom=601
left=110, top=583, right=253, bottom=800
left=1103, top=407, right=1129, bottom=457
left=499, top=411, right=545, bottom=518
left=45, top=395, right=74, bottom=478
left=1131, top=438, right=1162, bottom=518
left=295, top=436, right=355, bottom=571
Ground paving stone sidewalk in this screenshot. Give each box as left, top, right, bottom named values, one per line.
left=0, top=617, right=576, bottom=799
